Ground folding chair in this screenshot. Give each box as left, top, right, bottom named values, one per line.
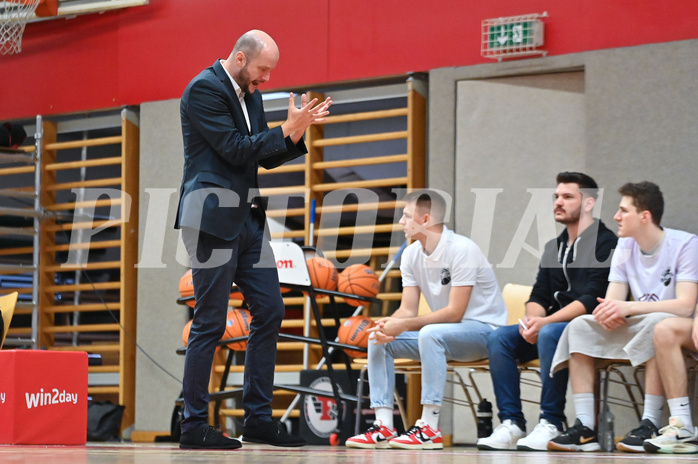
left=269, top=242, right=375, bottom=410
left=444, top=284, right=541, bottom=424
left=597, top=360, right=644, bottom=421
left=687, top=358, right=698, bottom=408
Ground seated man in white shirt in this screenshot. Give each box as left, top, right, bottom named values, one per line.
left=345, top=189, right=507, bottom=450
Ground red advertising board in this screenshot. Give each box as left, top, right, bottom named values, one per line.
left=0, top=350, right=88, bottom=445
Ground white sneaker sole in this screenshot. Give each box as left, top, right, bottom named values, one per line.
left=345, top=440, right=391, bottom=449
left=663, top=443, right=698, bottom=454
left=516, top=444, right=549, bottom=451
left=644, top=440, right=698, bottom=454
left=548, top=441, right=601, bottom=452
left=388, top=441, right=443, bottom=450
left=477, top=442, right=516, bottom=451
left=616, top=442, right=645, bottom=453
left=517, top=431, right=560, bottom=451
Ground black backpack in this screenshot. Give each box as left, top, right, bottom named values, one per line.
left=87, top=401, right=125, bottom=441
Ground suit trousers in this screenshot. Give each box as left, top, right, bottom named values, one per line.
left=180, top=210, right=285, bottom=432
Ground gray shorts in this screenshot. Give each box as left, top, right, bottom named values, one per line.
left=551, top=312, right=677, bottom=375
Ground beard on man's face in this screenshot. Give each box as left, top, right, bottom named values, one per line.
left=555, top=207, right=581, bottom=225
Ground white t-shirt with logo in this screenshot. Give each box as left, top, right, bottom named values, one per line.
left=400, top=226, right=507, bottom=326
left=609, top=228, right=698, bottom=302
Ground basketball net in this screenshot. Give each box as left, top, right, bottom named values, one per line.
left=0, top=0, right=40, bottom=55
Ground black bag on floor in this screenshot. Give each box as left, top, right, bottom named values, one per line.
left=87, top=401, right=125, bottom=441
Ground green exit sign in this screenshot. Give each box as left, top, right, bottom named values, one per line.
left=481, top=14, right=546, bottom=60
left=488, top=22, right=537, bottom=49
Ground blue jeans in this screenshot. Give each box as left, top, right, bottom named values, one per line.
left=487, top=322, right=568, bottom=431
left=367, top=320, right=493, bottom=408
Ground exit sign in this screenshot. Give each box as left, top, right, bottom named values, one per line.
left=482, top=13, right=547, bottom=61
left=488, top=22, right=539, bottom=48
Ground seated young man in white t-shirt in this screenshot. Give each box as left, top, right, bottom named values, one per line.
left=345, top=189, right=507, bottom=450
left=548, top=181, right=698, bottom=452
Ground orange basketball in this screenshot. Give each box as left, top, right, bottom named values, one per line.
left=337, top=264, right=380, bottom=307
left=182, top=319, right=193, bottom=346
left=229, top=286, right=244, bottom=302
left=182, top=319, right=224, bottom=355
left=337, top=315, right=376, bottom=358
left=179, top=269, right=195, bottom=308
left=223, top=309, right=253, bottom=351
left=306, top=257, right=338, bottom=291
left=180, top=269, right=247, bottom=307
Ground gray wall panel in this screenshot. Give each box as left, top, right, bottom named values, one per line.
left=136, top=98, right=188, bottom=433
left=585, top=41, right=698, bottom=231
left=455, top=76, right=585, bottom=287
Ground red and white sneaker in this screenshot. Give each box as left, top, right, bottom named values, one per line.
left=345, top=420, right=397, bottom=449
left=389, top=420, right=443, bottom=450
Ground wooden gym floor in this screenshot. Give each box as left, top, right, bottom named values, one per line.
left=0, top=443, right=692, bottom=464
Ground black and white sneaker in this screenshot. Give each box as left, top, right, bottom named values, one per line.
left=547, top=419, right=600, bottom=452
left=616, top=418, right=658, bottom=453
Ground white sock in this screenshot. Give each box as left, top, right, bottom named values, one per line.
left=642, top=394, right=666, bottom=429
left=574, top=393, right=596, bottom=430
left=668, top=397, right=693, bottom=430
left=375, top=407, right=394, bottom=430
left=421, top=404, right=440, bottom=430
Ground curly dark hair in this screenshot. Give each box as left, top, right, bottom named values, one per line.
left=618, top=181, right=664, bottom=226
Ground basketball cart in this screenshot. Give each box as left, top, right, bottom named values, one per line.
left=173, top=240, right=382, bottom=440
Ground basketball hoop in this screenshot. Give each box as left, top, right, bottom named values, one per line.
left=0, top=0, right=40, bottom=55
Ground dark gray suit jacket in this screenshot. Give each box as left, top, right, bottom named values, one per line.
left=175, top=60, right=306, bottom=240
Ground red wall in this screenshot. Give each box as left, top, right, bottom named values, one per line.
left=1, top=0, right=697, bottom=120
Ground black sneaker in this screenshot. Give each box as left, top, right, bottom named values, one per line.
left=616, top=419, right=658, bottom=453
left=180, top=424, right=242, bottom=450
left=242, top=420, right=306, bottom=447
left=547, top=419, right=601, bottom=452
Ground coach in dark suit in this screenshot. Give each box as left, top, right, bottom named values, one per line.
left=175, top=30, right=331, bottom=450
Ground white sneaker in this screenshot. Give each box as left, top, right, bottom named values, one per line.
left=345, top=420, right=397, bottom=449
left=388, top=420, right=443, bottom=450
left=516, top=419, right=561, bottom=451
left=477, top=419, right=525, bottom=450
left=643, top=417, right=698, bottom=454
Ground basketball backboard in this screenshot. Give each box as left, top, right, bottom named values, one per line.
left=0, top=0, right=148, bottom=54
left=28, top=0, right=148, bottom=22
